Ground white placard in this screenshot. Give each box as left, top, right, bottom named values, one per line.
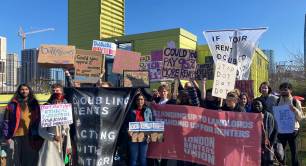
left=129, top=121, right=165, bottom=132
left=273, top=105, right=295, bottom=134
left=40, top=104, right=73, bottom=127
left=212, top=60, right=238, bottom=99
left=92, top=40, right=117, bottom=56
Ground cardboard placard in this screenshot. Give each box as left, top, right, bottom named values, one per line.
left=92, top=40, right=116, bottom=56
left=40, top=104, right=73, bottom=127
left=112, top=49, right=141, bottom=74
left=123, top=70, right=150, bottom=88
left=129, top=121, right=164, bottom=142
left=212, top=61, right=238, bottom=99
left=74, top=49, right=104, bottom=83
left=139, top=55, right=151, bottom=70
left=38, top=44, right=75, bottom=68
left=162, top=48, right=197, bottom=80
left=194, top=63, right=214, bottom=80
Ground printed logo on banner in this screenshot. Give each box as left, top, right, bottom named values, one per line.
left=212, top=61, right=238, bottom=99
left=40, top=104, right=73, bottom=127
left=162, top=48, right=197, bottom=80
left=92, top=40, right=116, bottom=56
left=123, top=70, right=150, bottom=88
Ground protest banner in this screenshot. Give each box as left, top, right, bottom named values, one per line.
left=212, top=60, right=238, bottom=99
left=38, top=44, right=75, bottom=68
left=112, top=49, right=141, bottom=74
left=204, top=28, right=267, bottom=80
left=92, top=40, right=116, bottom=56
left=148, top=104, right=262, bottom=166
left=64, top=87, right=132, bottom=166
left=129, top=121, right=164, bottom=142
left=195, top=63, right=214, bottom=80
left=139, top=55, right=151, bottom=70
left=162, top=48, right=197, bottom=80
left=123, top=70, right=150, bottom=88
left=147, top=61, right=163, bottom=82
left=74, top=49, right=104, bottom=83
left=40, top=104, right=73, bottom=128
left=235, top=80, right=254, bottom=99
left=273, top=105, right=295, bottom=134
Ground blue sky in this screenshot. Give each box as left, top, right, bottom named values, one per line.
left=1, top=0, right=305, bottom=62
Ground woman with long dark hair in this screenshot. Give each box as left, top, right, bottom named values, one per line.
left=127, top=93, right=153, bottom=166
left=2, top=84, right=42, bottom=166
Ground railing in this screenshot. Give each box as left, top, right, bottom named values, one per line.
left=0, top=58, right=65, bottom=94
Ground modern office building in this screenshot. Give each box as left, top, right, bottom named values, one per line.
left=262, top=49, right=275, bottom=74
left=0, top=37, right=6, bottom=86
left=6, top=53, right=18, bottom=86
left=21, top=48, right=51, bottom=84
left=68, top=0, right=125, bottom=49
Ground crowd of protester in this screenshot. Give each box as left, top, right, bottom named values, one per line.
left=1, top=73, right=304, bottom=166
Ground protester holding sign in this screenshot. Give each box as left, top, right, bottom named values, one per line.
left=38, top=84, right=72, bottom=166
left=240, top=92, right=252, bottom=112
left=251, top=98, right=278, bottom=166
left=221, top=91, right=245, bottom=112
left=2, top=84, right=43, bottom=166
left=258, top=81, right=278, bottom=113
left=274, top=82, right=303, bottom=166
left=127, top=93, right=154, bottom=166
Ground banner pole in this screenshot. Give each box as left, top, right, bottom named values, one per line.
left=220, top=98, right=223, bottom=107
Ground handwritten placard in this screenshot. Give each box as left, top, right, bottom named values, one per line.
left=74, top=49, right=104, bottom=83
left=40, top=104, right=73, bottom=127
left=38, top=44, right=75, bottom=68
left=162, top=48, right=197, bottom=79
left=123, top=70, right=149, bottom=88
left=212, top=60, right=238, bottom=99
left=273, top=105, right=295, bottom=134
left=194, top=63, right=214, bottom=80
left=139, top=55, right=151, bottom=70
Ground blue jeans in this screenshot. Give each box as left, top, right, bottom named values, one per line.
left=129, top=141, right=148, bottom=166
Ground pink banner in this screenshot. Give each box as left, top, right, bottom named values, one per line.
left=148, top=104, right=262, bottom=166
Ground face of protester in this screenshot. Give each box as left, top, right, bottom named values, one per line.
left=184, top=82, right=192, bottom=89
left=240, top=95, right=248, bottom=106
left=252, top=100, right=263, bottom=113
left=280, top=87, right=292, bottom=97
left=225, top=97, right=237, bottom=109
left=19, top=86, right=30, bottom=99
left=136, top=96, right=145, bottom=109
left=159, top=88, right=168, bottom=99
left=260, top=85, right=269, bottom=96
left=52, top=87, right=63, bottom=95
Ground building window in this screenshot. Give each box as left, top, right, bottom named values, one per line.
left=205, top=56, right=214, bottom=64
left=0, top=61, right=4, bottom=73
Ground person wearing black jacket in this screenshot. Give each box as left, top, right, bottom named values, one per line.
left=252, top=98, right=278, bottom=166
left=221, top=91, right=245, bottom=112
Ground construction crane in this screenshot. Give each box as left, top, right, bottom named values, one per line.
left=18, top=27, right=55, bottom=50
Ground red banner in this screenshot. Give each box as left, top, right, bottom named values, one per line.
left=148, top=104, right=262, bottom=166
